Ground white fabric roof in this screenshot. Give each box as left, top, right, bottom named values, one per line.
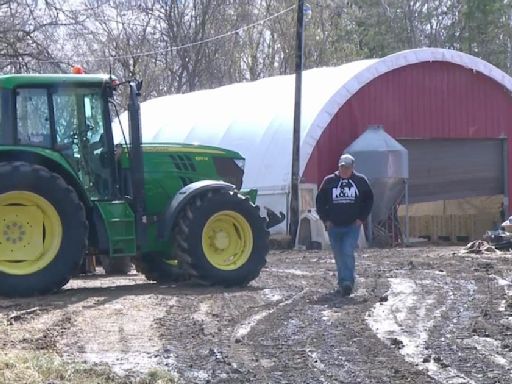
left=115, top=48, right=512, bottom=192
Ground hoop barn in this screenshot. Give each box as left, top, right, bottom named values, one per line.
left=121, top=48, right=512, bottom=233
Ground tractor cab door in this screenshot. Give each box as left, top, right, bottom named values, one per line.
left=15, top=87, right=116, bottom=199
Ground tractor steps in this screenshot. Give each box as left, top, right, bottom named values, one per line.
left=95, top=201, right=137, bottom=257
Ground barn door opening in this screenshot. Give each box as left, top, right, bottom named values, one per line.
left=398, top=139, right=506, bottom=242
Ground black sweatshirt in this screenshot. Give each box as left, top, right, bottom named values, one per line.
left=315, top=171, right=374, bottom=227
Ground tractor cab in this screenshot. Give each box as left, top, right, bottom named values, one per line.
left=0, top=74, right=117, bottom=199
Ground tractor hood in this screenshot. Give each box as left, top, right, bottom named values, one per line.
left=117, top=142, right=246, bottom=193
left=139, top=142, right=244, bottom=159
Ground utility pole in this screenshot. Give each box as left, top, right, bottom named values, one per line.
left=289, top=0, right=305, bottom=243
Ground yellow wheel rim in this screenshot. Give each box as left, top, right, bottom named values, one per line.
left=0, top=191, right=62, bottom=275
left=202, top=210, right=253, bottom=270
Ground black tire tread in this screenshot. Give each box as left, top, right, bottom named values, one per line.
left=134, top=252, right=189, bottom=283
left=0, top=161, right=87, bottom=297
left=174, top=189, right=269, bottom=287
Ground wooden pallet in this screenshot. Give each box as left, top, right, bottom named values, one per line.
left=399, top=213, right=500, bottom=243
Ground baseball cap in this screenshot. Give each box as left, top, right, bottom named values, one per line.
left=338, top=153, right=355, bottom=166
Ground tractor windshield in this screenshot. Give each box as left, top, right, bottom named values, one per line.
left=15, top=87, right=115, bottom=198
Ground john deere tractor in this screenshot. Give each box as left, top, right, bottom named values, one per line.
left=0, top=73, right=269, bottom=297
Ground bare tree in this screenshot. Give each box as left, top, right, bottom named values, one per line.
left=0, top=0, right=70, bottom=73
left=4, top=0, right=512, bottom=103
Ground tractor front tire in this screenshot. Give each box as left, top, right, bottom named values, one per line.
left=175, top=190, right=269, bottom=286
left=0, top=162, right=87, bottom=297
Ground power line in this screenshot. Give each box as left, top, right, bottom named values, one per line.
left=83, top=4, right=296, bottom=62
left=0, top=4, right=296, bottom=65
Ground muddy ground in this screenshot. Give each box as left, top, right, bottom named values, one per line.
left=0, top=246, right=511, bottom=384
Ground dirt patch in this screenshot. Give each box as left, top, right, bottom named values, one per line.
left=1, top=247, right=511, bottom=383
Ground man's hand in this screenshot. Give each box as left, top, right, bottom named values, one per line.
left=354, top=219, right=363, bottom=226
left=324, top=221, right=333, bottom=230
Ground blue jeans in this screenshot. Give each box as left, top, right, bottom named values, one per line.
left=327, top=224, right=361, bottom=288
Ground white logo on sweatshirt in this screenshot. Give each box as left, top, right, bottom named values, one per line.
left=332, top=179, right=359, bottom=203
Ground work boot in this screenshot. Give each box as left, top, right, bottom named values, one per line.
left=340, top=283, right=353, bottom=297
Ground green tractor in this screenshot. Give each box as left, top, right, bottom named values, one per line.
left=0, top=73, right=270, bottom=297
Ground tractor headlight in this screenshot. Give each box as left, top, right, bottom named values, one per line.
left=234, top=159, right=245, bottom=171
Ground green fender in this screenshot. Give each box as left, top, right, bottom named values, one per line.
left=0, top=147, right=89, bottom=206
left=158, top=180, right=236, bottom=240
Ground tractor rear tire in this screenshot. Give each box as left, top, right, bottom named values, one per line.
left=174, top=190, right=269, bottom=286
left=0, top=162, right=87, bottom=297
left=134, top=252, right=189, bottom=283
left=99, top=255, right=132, bottom=275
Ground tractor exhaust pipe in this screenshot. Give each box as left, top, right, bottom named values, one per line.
left=127, top=80, right=146, bottom=245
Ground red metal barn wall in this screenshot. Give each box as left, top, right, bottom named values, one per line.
left=303, top=61, right=512, bottom=203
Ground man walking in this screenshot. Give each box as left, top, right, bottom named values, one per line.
left=315, top=153, right=374, bottom=296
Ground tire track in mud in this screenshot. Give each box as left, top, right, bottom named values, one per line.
left=227, top=281, right=437, bottom=383
left=231, top=289, right=307, bottom=341
left=427, top=262, right=512, bottom=383
left=153, top=288, right=281, bottom=382
left=311, top=287, right=438, bottom=384
left=228, top=289, right=320, bottom=383
left=366, top=274, right=476, bottom=384
left=228, top=289, right=339, bottom=383
left=127, top=255, right=438, bottom=383
left=150, top=267, right=335, bottom=383
left=227, top=264, right=343, bottom=383
left=366, top=266, right=512, bottom=384
left=1, top=248, right=511, bottom=383
left=161, top=250, right=512, bottom=384
left=0, top=288, right=175, bottom=376
left=0, top=307, right=74, bottom=352
left=60, top=294, right=173, bottom=375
